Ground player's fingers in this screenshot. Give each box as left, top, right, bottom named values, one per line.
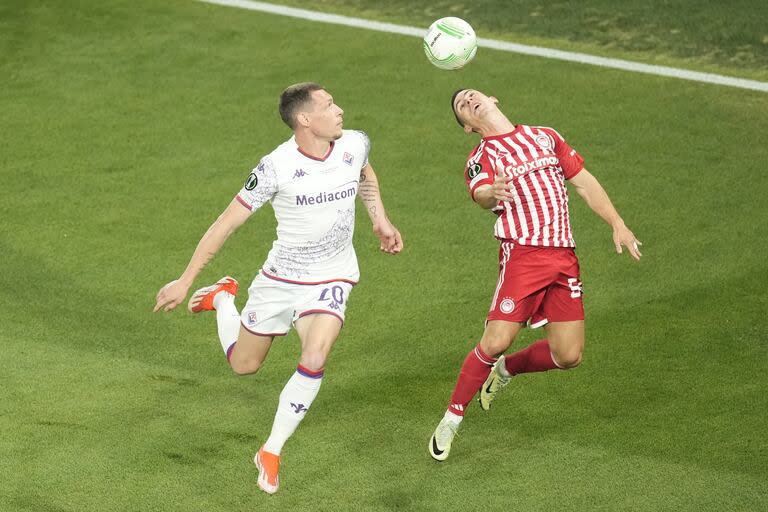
left=615, top=241, right=623, bottom=254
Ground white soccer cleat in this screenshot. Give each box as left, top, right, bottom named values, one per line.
left=429, top=414, right=461, bottom=461
left=478, top=357, right=511, bottom=411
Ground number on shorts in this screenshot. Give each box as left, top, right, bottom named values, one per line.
left=568, top=278, right=583, bottom=299
left=319, top=285, right=345, bottom=305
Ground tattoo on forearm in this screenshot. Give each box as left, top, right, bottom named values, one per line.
left=359, top=180, right=382, bottom=218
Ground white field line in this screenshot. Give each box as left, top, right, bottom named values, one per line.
left=199, top=0, right=768, bottom=93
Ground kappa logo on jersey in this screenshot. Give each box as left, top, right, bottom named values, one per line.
left=468, top=163, right=482, bottom=179
left=343, top=152, right=354, bottom=165
left=293, top=169, right=308, bottom=179
left=244, top=172, right=259, bottom=190
left=535, top=134, right=552, bottom=149
left=500, top=298, right=515, bottom=314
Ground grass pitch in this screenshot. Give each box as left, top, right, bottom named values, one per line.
left=1, top=0, right=766, bottom=510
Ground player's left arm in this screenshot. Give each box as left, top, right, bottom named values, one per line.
left=569, top=168, right=642, bottom=261
left=358, top=163, right=403, bottom=254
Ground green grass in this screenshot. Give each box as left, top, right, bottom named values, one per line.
left=269, top=0, right=768, bottom=81
left=1, top=0, right=767, bottom=510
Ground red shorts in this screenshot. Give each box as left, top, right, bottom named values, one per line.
left=487, top=241, right=584, bottom=326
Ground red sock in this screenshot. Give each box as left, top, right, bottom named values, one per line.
left=448, top=345, right=497, bottom=416
left=504, top=339, right=559, bottom=376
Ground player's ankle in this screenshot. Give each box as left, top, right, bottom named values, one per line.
left=213, top=291, right=235, bottom=310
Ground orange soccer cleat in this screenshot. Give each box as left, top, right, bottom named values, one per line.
left=187, top=276, right=238, bottom=313
left=254, top=446, right=280, bottom=494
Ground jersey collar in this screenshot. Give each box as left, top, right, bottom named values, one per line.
left=296, top=140, right=335, bottom=161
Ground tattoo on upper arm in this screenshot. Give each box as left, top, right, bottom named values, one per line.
left=359, top=169, right=367, bottom=182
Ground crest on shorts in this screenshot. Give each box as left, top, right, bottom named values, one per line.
left=500, top=298, right=515, bottom=314
left=535, top=134, right=552, bottom=149
left=247, top=311, right=258, bottom=325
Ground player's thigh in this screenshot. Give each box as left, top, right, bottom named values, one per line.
left=229, top=325, right=274, bottom=374
left=544, top=320, right=584, bottom=368
left=294, top=313, right=343, bottom=370
left=480, top=320, right=525, bottom=356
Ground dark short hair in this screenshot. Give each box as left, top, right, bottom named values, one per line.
left=279, top=82, right=325, bottom=129
left=451, top=88, right=468, bottom=127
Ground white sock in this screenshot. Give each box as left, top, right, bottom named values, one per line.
left=497, top=356, right=512, bottom=378
left=444, top=410, right=463, bottom=425
left=213, top=292, right=239, bottom=354
left=263, top=366, right=324, bottom=455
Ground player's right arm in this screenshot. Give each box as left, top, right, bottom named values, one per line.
left=154, top=158, right=278, bottom=312
left=153, top=200, right=251, bottom=312
left=465, top=148, right=512, bottom=210
left=473, top=169, right=513, bottom=209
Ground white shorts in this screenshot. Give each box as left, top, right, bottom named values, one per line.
left=240, top=273, right=354, bottom=337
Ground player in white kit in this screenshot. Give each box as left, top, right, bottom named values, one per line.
left=153, top=83, right=403, bottom=494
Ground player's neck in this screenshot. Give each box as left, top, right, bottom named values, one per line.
left=478, top=113, right=516, bottom=138
left=294, top=131, right=333, bottom=160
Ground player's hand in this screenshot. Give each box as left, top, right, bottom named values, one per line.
left=373, top=219, right=403, bottom=255
left=153, top=279, right=191, bottom=312
left=491, top=168, right=514, bottom=202
left=612, top=224, right=642, bottom=261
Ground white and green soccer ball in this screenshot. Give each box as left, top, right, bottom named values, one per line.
left=422, top=17, right=477, bottom=70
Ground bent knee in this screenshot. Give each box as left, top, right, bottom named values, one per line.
left=480, top=336, right=514, bottom=357
left=553, top=350, right=583, bottom=369
left=230, top=358, right=263, bottom=376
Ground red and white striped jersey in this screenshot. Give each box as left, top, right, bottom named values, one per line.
left=464, top=124, right=585, bottom=247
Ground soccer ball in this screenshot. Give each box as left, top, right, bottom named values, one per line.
left=422, top=17, right=477, bottom=70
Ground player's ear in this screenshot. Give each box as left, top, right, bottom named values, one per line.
left=296, top=111, right=311, bottom=128
left=463, top=124, right=474, bottom=135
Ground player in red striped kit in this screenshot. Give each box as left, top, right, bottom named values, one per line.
left=429, top=88, right=642, bottom=461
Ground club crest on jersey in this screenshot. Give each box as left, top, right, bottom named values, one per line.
left=535, top=134, right=552, bottom=149
left=244, top=172, right=258, bottom=190
left=468, top=163, right=482, bottom=179
left=343, top=152, right=354, bottom=166
left=247, top=311, right=258, bottom=325
left=500, top=298, right=515, bottom=314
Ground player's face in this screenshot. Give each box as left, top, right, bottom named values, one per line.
left=305, top=89, right=344, bottom=140
left=452, top=89, right=498, bottom=133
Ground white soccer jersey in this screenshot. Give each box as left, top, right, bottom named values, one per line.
left=236, top=130, right=370, bottom=285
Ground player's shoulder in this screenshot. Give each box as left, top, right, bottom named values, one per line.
left=529, top=125, right=564, bottom=141
left=258, top=136, right=302, bottom=171
left=339, top=129, right=369, bottom=147
left=466, top=139, right=490, bottom=165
